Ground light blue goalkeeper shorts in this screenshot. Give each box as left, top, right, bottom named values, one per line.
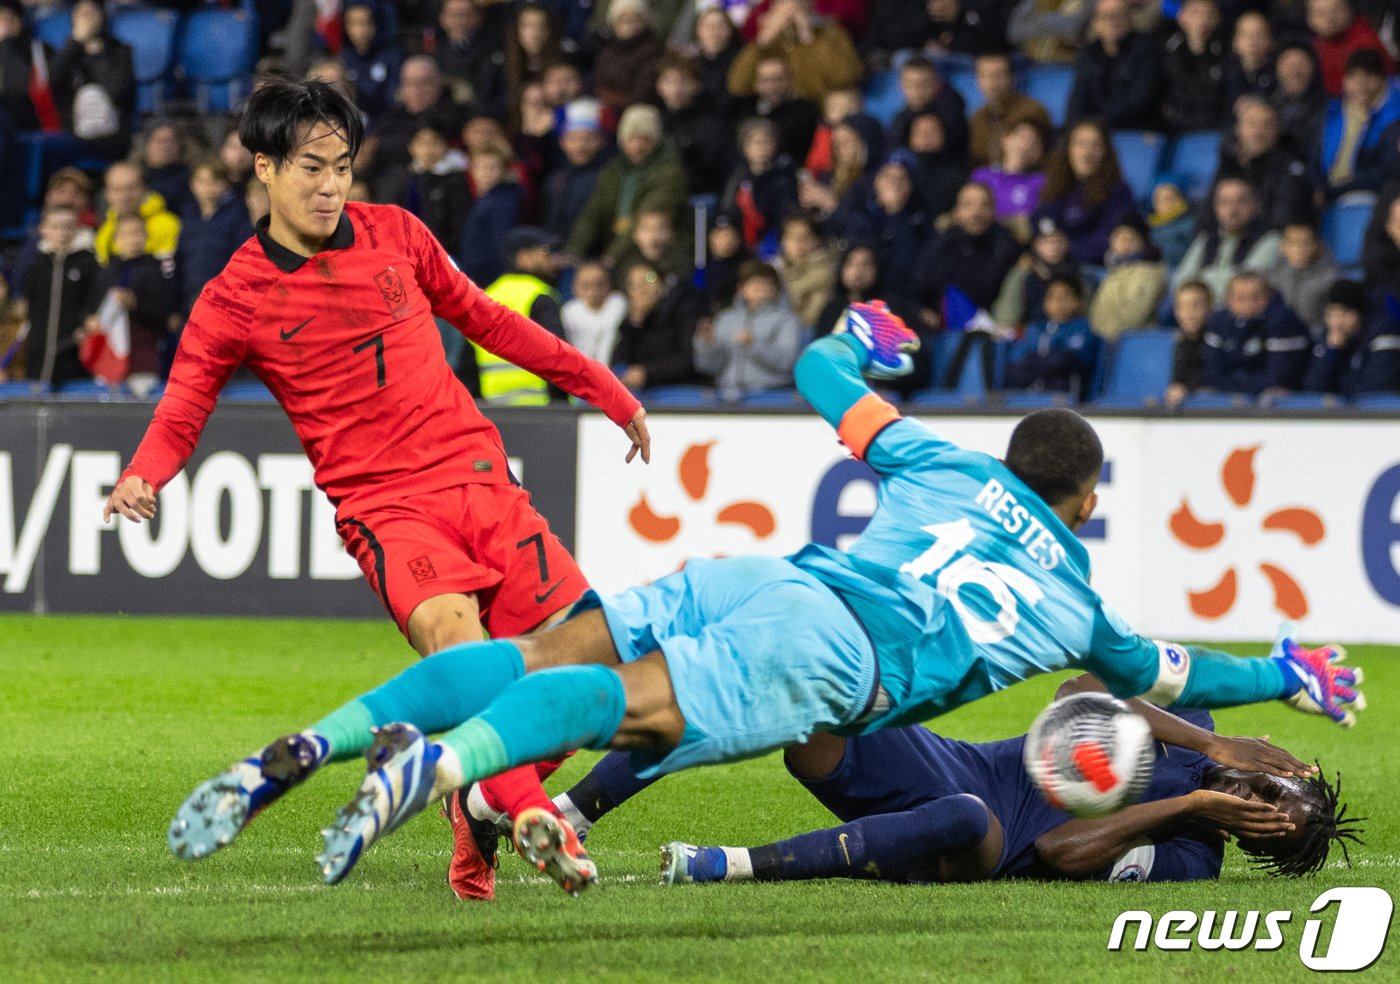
left=568, top=555, right=878, bottom=777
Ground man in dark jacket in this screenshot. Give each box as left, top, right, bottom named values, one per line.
left=614, top=260, right=708, bottom=390
left=541, top=99, right=607, bottom=240
left=1067, top=0, right=1163, bottom=131
left=1214, top=98, right=1317, bottom=231
left=731, top=55, right=820, bottom=164
left=1159, top=0, right=1228, bottom=135
left=656, top=53, right=733, bottom=196
left=176, top=158, right=253, bottom=313
left=1201, top=272, right=1309, bottom=396
left=915, top=181, right=1020, bottom=321
left=365, top=55, right=469, bottom=194
left=22, top=205, right=100, bottom=388
left=423, top=0, right=507, bottom=117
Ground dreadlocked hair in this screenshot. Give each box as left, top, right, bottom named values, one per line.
left=1242, top=764, right=1366, bottom=878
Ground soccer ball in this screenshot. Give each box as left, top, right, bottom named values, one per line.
left=1023, top=693, right=1155, bottom=818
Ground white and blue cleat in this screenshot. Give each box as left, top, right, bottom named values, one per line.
left=168, top=732, right=327, bottom=861
left=659, top=842, right=728, bottom=885
left=317, top=723, right=447, bottom=885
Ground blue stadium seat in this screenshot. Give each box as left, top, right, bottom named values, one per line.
left=741, top=388, right=802, bottom=407
left=1092, top=328, right=1176, bottom=407
left=112, top=8, right=179, bottom=116
left=32, top=10, right=71, bottom=49
left=1351, top=392, right=1400, bottom=411
left=53, top=379, right=126, bottom=400
left=905, top=388, right=974, bottom=408
left=1001, top=391, right=1071, bottom=409
left=179, top=7, right=258, bottom=112
left=1264, top=392, right=1339, bottom=410
left=641, top=385, right=714, bottom=407
left=1321, top=195, right=1377, bottom=269
left=946, top=67, right=984, bottom=114
left=1110, top=130, right=1167, bottom=208
left=1021, top=65, right=1075, bottom=128
left=0, top=380, right=49, bottom=400
left=1180, top=391, right=1249, bottom=409
left=221, top=380, right=277, bottom=403
left=863, top=70, right=903, bottom=128
left=1163, top=130, right=1223, bottom=202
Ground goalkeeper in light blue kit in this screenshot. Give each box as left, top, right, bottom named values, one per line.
left=168, top=302, right=1364, bottom=895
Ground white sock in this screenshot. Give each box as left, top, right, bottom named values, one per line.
left=467, top=782, right=508, bottom=824
left=721, top=846, right=753, bottom=881
left=553, top=792, right=593, bottom=837
left=430, top=744, right=465, bottom=802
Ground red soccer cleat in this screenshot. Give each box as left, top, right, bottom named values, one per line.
left=446, top=786, right=502, bottom=901
left=513, top=807, right=598, bottom=896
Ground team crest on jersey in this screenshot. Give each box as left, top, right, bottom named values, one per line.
left=407, top=555, right=437, bottom=584
left=374, top=266, right=409, bottom=317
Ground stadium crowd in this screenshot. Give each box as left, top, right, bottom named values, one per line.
left=2, top=0, right=1400, bottom=409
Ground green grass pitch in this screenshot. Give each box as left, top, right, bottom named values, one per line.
left=2, top=615, right=1394, bottom=983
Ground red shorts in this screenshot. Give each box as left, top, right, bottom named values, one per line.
left=337, top=483, right=586, bottom=639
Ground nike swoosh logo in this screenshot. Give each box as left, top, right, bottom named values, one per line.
left=280, top=317, right=313, bottom=342
left=838, top=832, right=851, bottom=867
left=534, top=580, right=565, bottom=605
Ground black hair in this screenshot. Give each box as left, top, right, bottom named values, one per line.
left=1242, top=765, right=1365, bottom=878
left=1345, top=48, right=1386, bottom=78
left=738, top=259, right=782, bottom=289
left=1004, top=408, right=1104, bottom=507
left=239, top=76, right=364, bottom=167
left=1045, top=275, right=1084, bottom=300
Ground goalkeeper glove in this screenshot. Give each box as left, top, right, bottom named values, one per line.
left=837, top=301, right=919, bottom=379
left=1270, top=624, right=1364, bottom=727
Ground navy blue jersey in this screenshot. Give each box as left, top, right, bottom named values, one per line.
left=795, top=709, right=1224, bottom=882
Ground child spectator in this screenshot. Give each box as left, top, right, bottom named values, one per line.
left=1004, top=276, right=1099, bottom=396
left=656, top=53, right=734, bottom=195
left=1320, top=49, right=1400, bottom=198
left=393, top=126, right=471, bottom=248
left=721, top=117, right=799, bottom=251
left=1033, top=120, right=1138, bottom=265
left=22, top=205, right=100, bottom=388
left=775, top=213, right=834, bottom=328
left=993, top=217, right=1081, bottom=329
left=614, top=260, right=708, bottom=390
left=1148, top=177, right=1196, bottom=269
left=1301, top=278, right=1367, bottom=394
left=541, top=99, right=606, bottom=241
left=86, top=213, right=179, bottom=395
left=702, top=212, right=751, bottom=313
left=694, top=260, right=803, bottom=402
left=177, top=157, right=253, bottom=314
left=1089, top=217, right=1168, bottom=340
left=341, top=0, right=403, bottom=124
left=561, top=260, right=627, bottom=365
left=457, top=146, right=523, bottom=285
left=1199, top=271, right=1309, bottom=396
left=140, top=121, right=193, bottom=220
left=616, top=208, right=693, bottom=281
left=1268, top=220, right=1340, bottom=328
left=1160, top=0, right=1228, bottom=135
left=1165, top=279, right=1212, bottom=407
left=797, top=115, right=881, bottom=220
left=803, top=87, right=862, bottom=176
left=903, top=113, right=967, bottom=221
left=971, top=114, right=1050, bottom=241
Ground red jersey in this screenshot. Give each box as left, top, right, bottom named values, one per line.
left=124, top=202, right=640, bottom=520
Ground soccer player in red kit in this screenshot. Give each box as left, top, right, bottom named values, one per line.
left=103, top=78, right=650, bottom=900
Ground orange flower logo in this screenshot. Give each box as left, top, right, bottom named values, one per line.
left=1169, top=446, right=1324, bottom=620
left=627, top=441, right=776, bottom=544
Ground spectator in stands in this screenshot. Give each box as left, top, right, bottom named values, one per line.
left=1362, top=192, right=1400, bottom=293
left=0, top=276, right=25, bottom=382
left=1148, top=177, right=1196, bottom=268
left=1164, top=278, right=1211, bottom=407
left=219, top=128, right=254, bottom=193
left=51, top=0, right=134, bottom=160
left=922, top=0, right=1015, bottom=58
left=1005, top=276, right=1100, bottom=396
left=0, top=0, right=47, bottom=133
left=803, top=88, right=860, bottom=176
left=864, top=0, right=941, bottom=66
left=584, top=0, right=687, bottom=41
left=1160, top=0, right=1229, bottom=135
left=504, top=3, right=566, bottom=127
left=694, top=259, right=803, bottom=401
left=1089, top=216, right=1168, bottom=339
left=364, top=56, right=469, bottom=193
left=1308, top=0, right=1392, bottom=97
left=656, top=53, right=733, bottom=196
left=1172, top=177, right=1281, bottom=302
left=891, top=56, right=968, bottom=160
left=814, top=244, right=883, bottom=336
left=916, top=181, right=1021, bottom=324
left=427, top=0, right=508, bottom=117
left=1354, top=289, right=1400, bottom=393
left=341, top=0, right=403, bottom=124
left=594, top=0, right=666, bottom=111
left=797, top=115, right=881, bottom=220
left=720, top=117, right=799, bottom=251
left=540, top=58, right=584, bottom=111
left=693, top=6, right=743, bottom=111
left=904, top=112, right=969, bottom=221
left=968, top=52, right=1052, bottom=170
left=138, top=121, right=193, bottom=221
left=1033, top=119, right=1138, bottom=265
left=176, top=157, right=252, bottom=314
left=1273, top=42, right=1328, bottom=159
left=1215, top=97, right=1316, bottom=231
left=972, top=114, right=1051, bottom=240
left=22, top=205, right=99, bottom=388
left=1301, top=277, right=1368, bottom=394
left=1268, top=220, right=1339, bottom=328
left=541, top=99, right=606, bottom=240
left=388, top=126, right=471, bottom=247
left=561, top=260, right=626, bottom=365
left=86, top=213, right=178, bottom=396
left=727, top=0, right=862, bottom=104
left=95, top=161, right=180, bottom=264
left=244, top=180, right=270, bottom=226
left=857, top=152, right=934, bottom=290
left=702, top=212, right=750, bottom=312
left=613, top=259, right=708, bottom=390
left=731, top=54, right=821, bottom=163
left=456, top=146, right=522, bottom=285
left=1320, top=50, right=1400, bottom=198
left=514, top=79, right=557, bottom=145
left=1226, top=11, right=1276, bottom=107
left=774, top=212, right=834, bottom=327
left=615, top=207, right=693, bottom=280
left=1200, top=271, right=1309, bottom=396
left=6, top=168, right=96, bottom=300
left=1007, top=0, right=1090, bottom=65
left=1066, top=0, right=1163, bottom=130
left=568, top=104, right=688, bottom=262
left=469, top=227, right=568, bottom=404
left=992, top=215, right=1082, bottom=328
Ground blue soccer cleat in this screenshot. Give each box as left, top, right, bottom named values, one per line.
left=840, top=300, right=920, bottom=379
left=659, top=842, right=729, bottom=885
left=317, top=723, right=449, bottom=885
left=168, top=732, right=328, bottom=861
left=1273, top=635, right=1364, bottom=728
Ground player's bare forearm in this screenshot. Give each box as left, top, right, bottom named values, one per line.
left=1033, top=796, right=1197, bottom=878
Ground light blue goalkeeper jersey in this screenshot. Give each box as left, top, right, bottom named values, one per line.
left=789, top=334, right=1287, bottom=731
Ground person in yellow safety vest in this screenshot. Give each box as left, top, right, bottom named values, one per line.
left=474, top=226, right=569, bottom=405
